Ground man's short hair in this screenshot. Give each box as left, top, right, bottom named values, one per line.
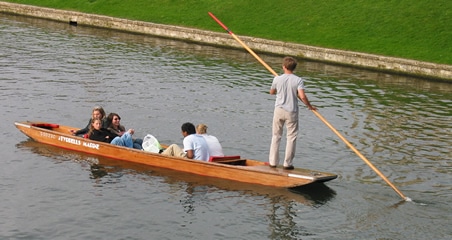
left=283, top=56, right=297, bottom=71
left=181, top=122, right=196, bottom=135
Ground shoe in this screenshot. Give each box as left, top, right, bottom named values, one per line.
left=283, top=165, right=294, bottom=170
left=269, top=165, right=277, bottom=168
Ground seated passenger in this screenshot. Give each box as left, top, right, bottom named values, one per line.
left=70, top=106, right=108, bottom=136
left=196, top=124, right=224, bottom=157
left=106, top=113, right=126, bottom=136
left=106, top=113, right=143, bottom=149
left=88, top=118, right=134, bottom=148
left=161, top=122, right=210, bottom=161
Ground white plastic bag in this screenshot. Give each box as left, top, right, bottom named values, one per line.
left=142, top=134, right=162, bottom=153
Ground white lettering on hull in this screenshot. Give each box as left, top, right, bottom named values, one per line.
left=39, top=130, right=100, bottom=151
left=40, top=132, right=56, bottom=139
left=83, top=141, right=99, bottom=150
left=58, top=136, right=81, bottom=145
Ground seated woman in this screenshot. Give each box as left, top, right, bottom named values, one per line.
left=196, top=123, right=224, bottom=157
left=106, top=113, right=143, bottom=149
left=88, top=118, right=134, bottom=148
left=70, top=106, right=108, bottom=136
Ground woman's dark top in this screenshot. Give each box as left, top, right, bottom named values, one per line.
left=75, top=118, right=108, bottom=135
left=107, top=124, right=126, bottom=135
left=89, top=128, right=118, bottom=143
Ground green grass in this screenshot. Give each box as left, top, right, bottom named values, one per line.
left=4, top=0, right=451, bottom=65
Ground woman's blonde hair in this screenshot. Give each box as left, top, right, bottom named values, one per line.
left=196, top=124, right=208, bottom=134
left=92, top=106, right=106, bottom=120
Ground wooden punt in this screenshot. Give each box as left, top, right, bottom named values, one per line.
left=14, top=121, right=337, bottom=188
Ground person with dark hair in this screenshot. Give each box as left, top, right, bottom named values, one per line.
left=161, top=122, right=210, bottom=161
left=269, top=56, right=317, bottom=170
left=106, top=113, right=125, bottom=136
left=106, top=112, right=143, bottom=149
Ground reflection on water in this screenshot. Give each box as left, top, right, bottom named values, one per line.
left=290, top=183, right=336, bottom=206
left=2, top=13, right=451, bottom=96
left=16, top=138, right=339, bottom=238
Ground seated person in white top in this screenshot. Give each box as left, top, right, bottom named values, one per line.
left=161, top=122, right=210, bottom=161
left=196, top=124, right=224, bottom=157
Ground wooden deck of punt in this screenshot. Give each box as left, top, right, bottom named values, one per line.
left=15, top=121, right=337, bottom=188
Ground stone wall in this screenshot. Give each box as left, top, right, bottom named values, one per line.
left=1, top=1, right=451, bottom=80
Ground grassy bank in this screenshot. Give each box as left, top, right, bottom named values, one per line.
left=3, top=0, right=451, bottom=65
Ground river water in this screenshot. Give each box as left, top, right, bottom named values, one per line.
left=1, top=13, right=451, bottom=239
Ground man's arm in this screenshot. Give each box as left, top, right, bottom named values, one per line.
left=186, top=149, right=194, bottom=159
left=298, top=89, right=317, bottom=111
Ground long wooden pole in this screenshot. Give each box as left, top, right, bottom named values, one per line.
left=208, top=12, right=409, bottom=201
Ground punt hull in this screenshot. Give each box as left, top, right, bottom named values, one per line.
left=15, top=121, right=337, bottom=188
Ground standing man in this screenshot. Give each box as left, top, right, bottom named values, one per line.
left=269, top=57, right=317, bottom=170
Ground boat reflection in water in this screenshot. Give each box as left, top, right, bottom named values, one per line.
left=16, top=139, right=336, bottom=207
